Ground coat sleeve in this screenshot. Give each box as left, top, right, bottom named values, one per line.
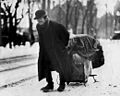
left=57, top=24, right=70, bottom=46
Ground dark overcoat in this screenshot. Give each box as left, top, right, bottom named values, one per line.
left=36, top=20, right=73, bottom=81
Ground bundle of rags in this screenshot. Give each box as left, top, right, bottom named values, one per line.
left=66, top=34, right=104, bottom=84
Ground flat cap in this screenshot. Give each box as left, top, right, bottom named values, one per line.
left=34, top=9, right=47, bottom=19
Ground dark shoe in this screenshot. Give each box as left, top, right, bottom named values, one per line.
left=41, top=84, right=54, bottom=92
left=57, top=84, right=65, bottom=92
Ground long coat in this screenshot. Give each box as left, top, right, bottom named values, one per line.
left=36, top=20, right=73, bottom=81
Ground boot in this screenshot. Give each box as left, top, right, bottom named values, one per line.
left=41, top=83, right=54, bottom=92
left=41, top=69, right=53, bottom=92
left=57, top=82, right=65, bottom=92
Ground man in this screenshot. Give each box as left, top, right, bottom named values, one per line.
left=34, top=9, right=73, bottom=92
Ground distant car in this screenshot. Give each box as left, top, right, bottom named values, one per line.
left=111, top=31, right=120, bottom=40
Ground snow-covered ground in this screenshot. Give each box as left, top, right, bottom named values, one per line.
left=0, top=39, right=120, bottom=96
left=0, top=42, right=39, bottom=59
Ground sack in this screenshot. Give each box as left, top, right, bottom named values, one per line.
left=70, top=53, right=92, bottom=83
left=67, top=34, right=104, bottom=69
left=91, top=43, right=105, bottom=68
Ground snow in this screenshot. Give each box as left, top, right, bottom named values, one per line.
left=0, top=39, right=120, bottom=96
left=0, top=42, right=39, bottom=59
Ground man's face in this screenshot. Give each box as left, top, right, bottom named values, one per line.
left=37, top=17, right=46, bottom=25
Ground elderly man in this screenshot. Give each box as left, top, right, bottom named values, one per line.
left=34, top=9, right=73, bottom=92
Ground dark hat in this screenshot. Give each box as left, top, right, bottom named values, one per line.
left=34, top=9, right=47, bottom=19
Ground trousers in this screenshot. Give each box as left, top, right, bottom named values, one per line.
left=45, top=69, right=65, bottom=85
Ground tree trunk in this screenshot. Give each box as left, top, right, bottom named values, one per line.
left=42, top=0, right=46, bottom=10
left=28, top=0, right=34, bottom=45
left=73, top=0, right=80, bottom=34
left=57, top=0, right=61, bottom=23
left=74, top=2, right=79, bottom=34
left=66, top=0, right=70, bottom=29
left=47, top=0, right=50, bottom=16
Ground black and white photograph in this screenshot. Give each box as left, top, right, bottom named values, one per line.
left=0, top=0, right=120, bottom=96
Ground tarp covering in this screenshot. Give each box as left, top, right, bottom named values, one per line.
left=67, top=34, right=104, bottom=72
left=67, top=34, right=99, bottom=60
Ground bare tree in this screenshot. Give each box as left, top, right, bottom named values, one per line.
left=69, top=0, right=81, bottom=34
left=58, top=0, right=62, bottom=23
left=73, top=0, right=80, bottom=34
left=42, top=0, right=46, bottom=9
left=0, top=2, right=9, bottom=47
left=2, top=0, right=25, bottom=48
left=81, top=0, right=97, bottom=36
left=28, top=0, right=35, bottom=45
left=0, top=0, right=29, bottom=48
left=86, top=0, right=97, bottom=36
left=50, top=0, right=82, bottom=34
left=114, top=0, right=120, bottom=31
left=47, top=0, right=50, bottom=16
left=66, top=0, right=71, bottom=29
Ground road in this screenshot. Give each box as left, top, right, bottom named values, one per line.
left=0, top=55, right=38, bottom=89
left=0, top=40, right=120, bottom=96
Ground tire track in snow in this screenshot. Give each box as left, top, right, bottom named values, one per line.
left=0, top=75, right=37, bottom=89
left=0, top=63, right=36, bottom=73
left=0, top=55, right=37, bottom=65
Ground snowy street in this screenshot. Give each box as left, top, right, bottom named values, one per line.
left=0, top=40, right=120, bottom=96
left=0, top=54, right=38, bottom=87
